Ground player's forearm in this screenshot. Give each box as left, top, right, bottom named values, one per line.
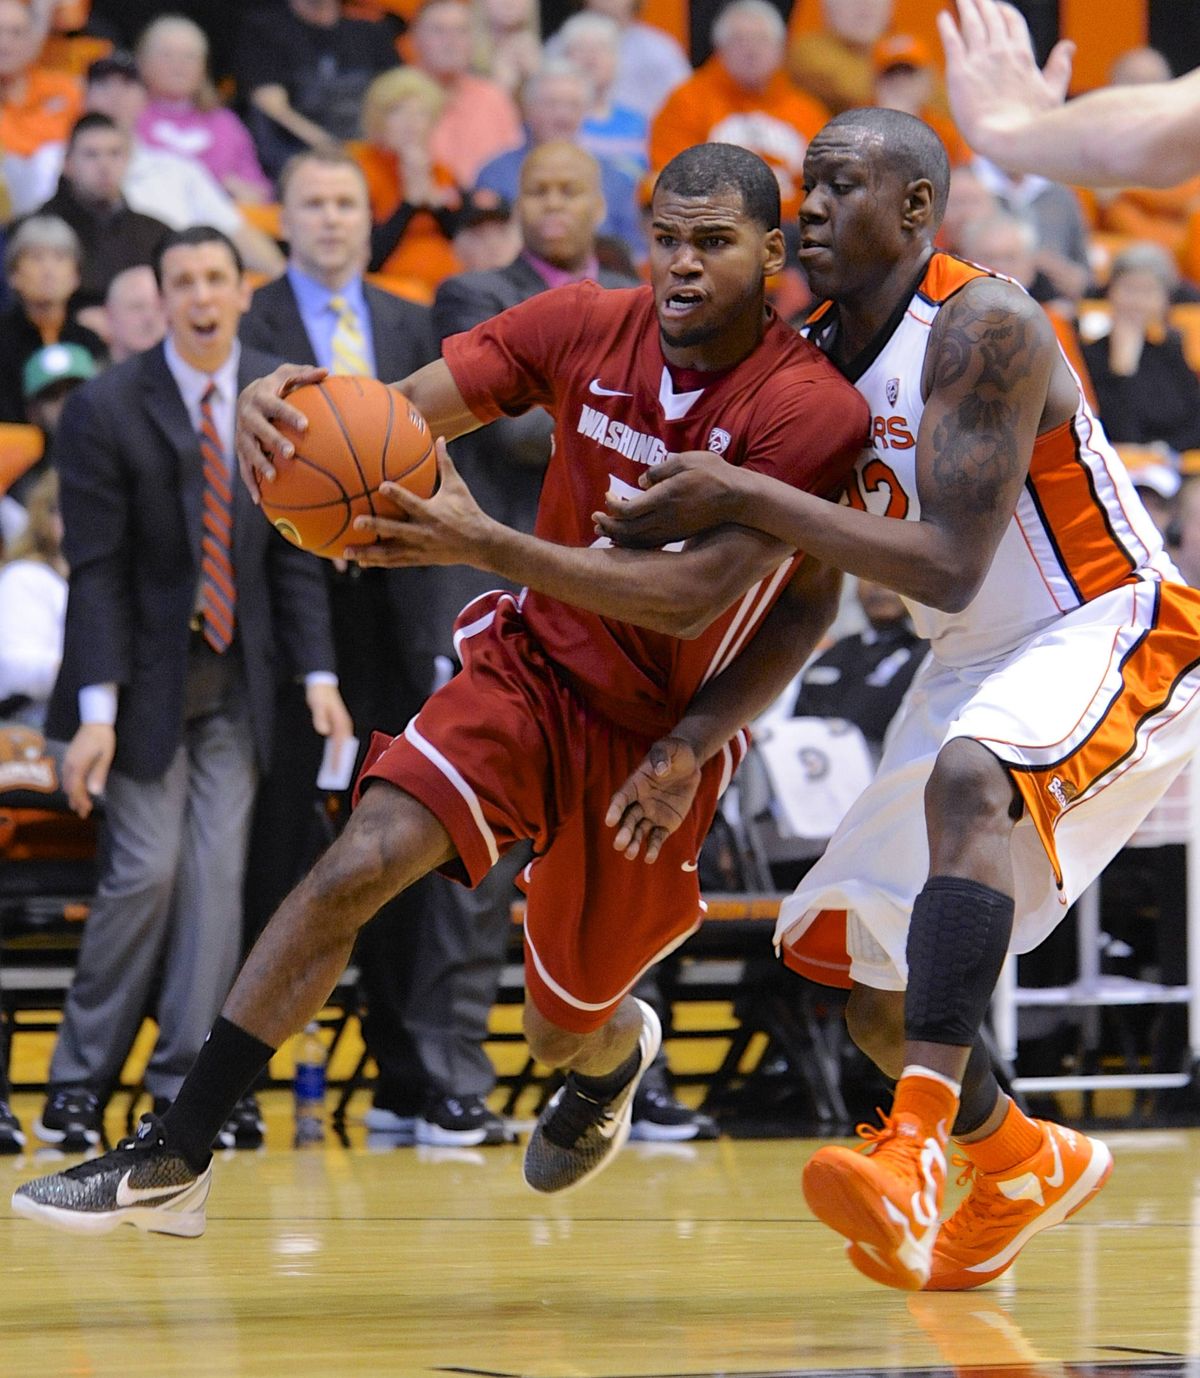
left=972, top=83, right=1200, bottom=187
left=478, top=525, right=735, bottom=637
left=731, top=478, right=973, bottom=612
left=671, top=562, right=842, bottom=765
left=392, top=363, right=481, bottom=442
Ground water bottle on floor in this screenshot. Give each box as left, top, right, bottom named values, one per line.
left=293, top=1021, right=327, bottom=1147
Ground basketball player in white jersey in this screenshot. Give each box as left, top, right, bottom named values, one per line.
left=597, top=107, right=1200, bottom=1292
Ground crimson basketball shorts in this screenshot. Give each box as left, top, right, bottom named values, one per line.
left=357, top=591, right=748, bottom=1032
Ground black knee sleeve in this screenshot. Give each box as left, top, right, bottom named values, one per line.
left=905, top=875, right=1014, bottom=1048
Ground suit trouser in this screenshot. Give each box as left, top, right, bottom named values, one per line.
left=357, top=845, right=529, bottom=1103
left=49, top=681, right=257, bottom=1102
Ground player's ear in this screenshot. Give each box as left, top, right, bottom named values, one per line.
left=762, top=226, right=787, bottom=278
left=902, top=178, right=936, bottom=233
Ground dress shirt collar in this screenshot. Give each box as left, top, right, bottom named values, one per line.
left=521, top=249, right=601, bottom=290
left=163, top=334, right=241, bottom=445
left=287, top=265, right=369, bottom=323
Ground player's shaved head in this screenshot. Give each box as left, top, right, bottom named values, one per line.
left=654, top=143, right=780, bottom=232
left=812, top=107, right=950, bottom=225
left=518, top=139, right=601, bottom=193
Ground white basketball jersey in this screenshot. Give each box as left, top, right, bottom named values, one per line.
left=803, top=253, right=1172, bottom=667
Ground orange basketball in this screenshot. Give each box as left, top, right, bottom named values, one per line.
left=255, top=376, right=436, bottom=558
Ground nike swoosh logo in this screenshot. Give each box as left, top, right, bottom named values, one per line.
left=589, top=378, right=633, bottom=397
left=115, top=1169, right=185, bottom=1207
left=680, top=860, right=698, bottom=872
left=1044, top=1129, right=1064, bottom=1189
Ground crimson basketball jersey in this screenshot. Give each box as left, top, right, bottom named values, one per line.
left=442, top=281, right=868, bottom=734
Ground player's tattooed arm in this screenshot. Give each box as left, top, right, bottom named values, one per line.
left=914, top=276, right=1054, bottom=605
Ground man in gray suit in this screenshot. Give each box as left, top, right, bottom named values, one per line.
left=38, top=226, right=351, bottom=1151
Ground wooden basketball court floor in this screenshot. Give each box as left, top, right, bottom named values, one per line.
left=0, top=1097, right=1197, bottom=1378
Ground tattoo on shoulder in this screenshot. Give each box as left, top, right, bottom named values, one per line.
left=927, top=284, right=1045, bottom=515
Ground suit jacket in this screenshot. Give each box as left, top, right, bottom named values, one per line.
left=238, top=274, right=436, bottom=384
left=427, top=257, right=638, bottom=649
left=46, top=342, right=335, bottom=781
left=239, top=274, right=440, bottom=709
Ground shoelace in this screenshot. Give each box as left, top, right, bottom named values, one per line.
left=60, top=1123, right=166, bottom=1182
left=936, top=1152, right=1007, bottom=1238
left=853, top=1109, right=900, bottom=1153
left=51, top=1089, right=98, bottom=1115
left=543, top=1079, right=611, bottom=1148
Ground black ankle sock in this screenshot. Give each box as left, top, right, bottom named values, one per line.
left=951, top=1037, right=1002, bottom=1137
left=572, top=1046, right=640, bottom=1101
left=161, top=1017, right=275, bottom=1172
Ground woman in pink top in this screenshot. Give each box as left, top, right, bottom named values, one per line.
left=135, top=14, right=273, bottom=204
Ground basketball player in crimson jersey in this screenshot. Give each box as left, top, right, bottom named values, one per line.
left=597, top=107, right=1200, bottom=1292
left=12, top=144, right=870, bottom=1234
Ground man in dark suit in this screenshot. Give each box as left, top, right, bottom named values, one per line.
left=429, top=140, right=716, bottom=1143
left=239, top=151, right=512, bottom=1147
left=38, top=226, right=351, bottom=1151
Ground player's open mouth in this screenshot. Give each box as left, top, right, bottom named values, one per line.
left=662, top=290, right=704, bottom=318
left=191, top=320, right=219, bottom=338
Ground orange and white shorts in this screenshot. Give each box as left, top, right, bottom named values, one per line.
left=777, top=576, right=1200, bottom=991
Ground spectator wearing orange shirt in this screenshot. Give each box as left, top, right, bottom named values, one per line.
left=788, top=0, right=892, bottom=116
left=348, top=67, right=463, bottom=294
left=409, top=0, right=524, bottom=188
left=871, top=35, right=970, bottom=166
left=0, top=0, right=83, bottom=217
left=650, top=0, right=827, bottom=222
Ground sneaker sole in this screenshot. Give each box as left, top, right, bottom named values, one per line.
left=33, top=1118, right=101, bottom=1149
left=415, top=1120, right=490, bottom=1147
left=803, top=1149, right=934, bottom=1291
left=363, top=1109, right=418, bottom=1134
left=522, top=997, right=662, bottom=1195
left=924, top=1135, right=1114, bottom=1291
left=11, top=1167, right=212, bottom=1238
left=629, top=1120, right=704, bottom=1142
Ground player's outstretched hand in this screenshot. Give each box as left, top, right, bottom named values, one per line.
left=938, top=0, right=1074, bottom=156
left=606, top=736, right=701, bottom=863
left=593, top=449, right=747, bottom=549
left=350, top=439, right=498, bottom=567
left=235, top=363, right=327, bottom=502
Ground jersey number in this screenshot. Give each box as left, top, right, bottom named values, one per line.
left=846, top=457, right=910, bottom=519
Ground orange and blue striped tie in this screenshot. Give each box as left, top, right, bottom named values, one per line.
left=199, top=382, right=235, bottom=653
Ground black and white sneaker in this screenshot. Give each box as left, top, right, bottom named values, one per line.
left=213, top=1094, right=266, bottom=1150
left=631, top=1086, right=719, bottom=1142
left=416, top=1094, right=514, bottom=1147
left=523, top=998, right=661, bottom=1194
left=11, top=1114, right=210, bottom=1237
left=0, top=1100, right=25, bottom=1154
left=35, top=1087, right=102, bottom=1150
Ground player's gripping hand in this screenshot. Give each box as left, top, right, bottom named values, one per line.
left=593, top=449, right=749, bottom=549
left=938, top=0, right=1074, bottom=156
left=235, top=363, right=328, bottom=501
left=350, top=439, right=499, bottom=567
left=606, top=736, right=701, bottom=863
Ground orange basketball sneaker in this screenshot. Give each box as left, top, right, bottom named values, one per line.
left=802, top=1108, right=950, bottom=1291
left=925, top=1120, right=1113, bottom=1290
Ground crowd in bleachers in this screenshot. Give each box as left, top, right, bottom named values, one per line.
left=2, top=0, right=1200, bottom=1153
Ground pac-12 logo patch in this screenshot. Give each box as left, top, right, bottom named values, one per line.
left=707, top=427, right=732, bottom=455
left=885, top=377, right=900, bottom=405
